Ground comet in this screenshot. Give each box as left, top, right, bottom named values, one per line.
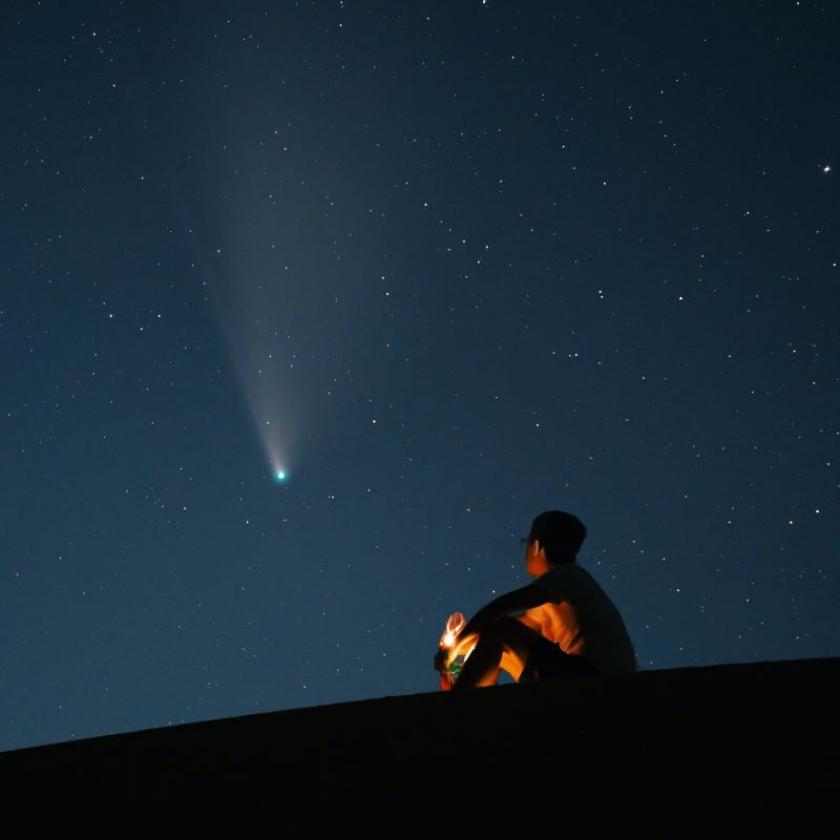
left=186, top=150, right=302, bottom=484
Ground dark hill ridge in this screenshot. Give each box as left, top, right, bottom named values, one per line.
left=3, top=658, right=839, bottom=835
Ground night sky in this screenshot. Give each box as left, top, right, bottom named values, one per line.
left=3, top=1, right=838, bottom=752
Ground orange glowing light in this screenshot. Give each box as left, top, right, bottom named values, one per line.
left=438, top=611, right=477, bottom=692
left=439, top=611, right=467, bottom=651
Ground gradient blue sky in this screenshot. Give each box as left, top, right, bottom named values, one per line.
left=2, top=0, right=838, bottom=751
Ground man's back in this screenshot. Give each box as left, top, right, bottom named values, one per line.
left=521, top=564, right=638, bottom=674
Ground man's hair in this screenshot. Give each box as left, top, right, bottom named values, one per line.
left=528, top=511, right=587, bottom=564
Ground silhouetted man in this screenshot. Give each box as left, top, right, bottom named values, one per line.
left=437, top=511, right=637, bottom=688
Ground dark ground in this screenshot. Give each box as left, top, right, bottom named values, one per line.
left=3, top=658, right=839, bottom=836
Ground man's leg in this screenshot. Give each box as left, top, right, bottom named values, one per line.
left=453, top=617, right=547, bottom=690
left=521, top=641, right=601, bottom=681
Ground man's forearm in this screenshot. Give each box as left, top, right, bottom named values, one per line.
left=452, top=585, right=546, bottom=659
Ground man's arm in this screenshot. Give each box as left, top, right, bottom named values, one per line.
left=435, top=583, right=550, bottom=671
left=448, top=583, right=549, bottom=659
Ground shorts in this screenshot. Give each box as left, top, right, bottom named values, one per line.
left=519, top=636, right=601, bottom=681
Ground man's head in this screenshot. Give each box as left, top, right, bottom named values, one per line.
left=523, top=510, right=587, bottom=575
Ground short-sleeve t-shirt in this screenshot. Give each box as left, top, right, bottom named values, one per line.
left=519, top=563, right=638, bottom=675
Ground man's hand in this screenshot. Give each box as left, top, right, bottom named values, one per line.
left=433, top=648, right=450, bottom=674
left=458, top=612, right=490, bottom=643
